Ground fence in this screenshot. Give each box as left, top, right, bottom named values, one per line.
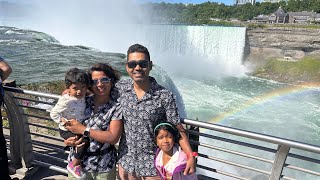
left=2, top=86, right=320, bottom=180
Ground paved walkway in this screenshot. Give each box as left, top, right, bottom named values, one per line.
left=21, top=167, right=67, bottom=180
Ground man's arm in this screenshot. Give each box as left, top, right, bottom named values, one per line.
left=177, top=124, right=196, bottom=175
left=164, top=92, right=196, bottom=175
left=0, top=58, right=12, bottom=81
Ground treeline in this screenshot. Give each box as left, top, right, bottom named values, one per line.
left=141, top=0, right=320, bottom=24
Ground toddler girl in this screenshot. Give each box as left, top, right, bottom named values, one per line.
left=154, top=122, right=198, bottom=180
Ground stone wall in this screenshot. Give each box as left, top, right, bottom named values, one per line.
left=244, top=27, right=320, bottom=71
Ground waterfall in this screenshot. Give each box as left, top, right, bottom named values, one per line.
left=132, top=25, right=248, bottom=77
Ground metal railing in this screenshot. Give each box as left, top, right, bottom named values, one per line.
left=2, top=86, right=320, bottom=180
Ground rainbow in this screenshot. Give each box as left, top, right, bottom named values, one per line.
left=211, top=82, right=320, bottom=123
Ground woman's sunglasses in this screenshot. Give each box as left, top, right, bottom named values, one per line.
left=126, top=60, right=149, bottom=69
left=92, top=77, right=111, bottom=85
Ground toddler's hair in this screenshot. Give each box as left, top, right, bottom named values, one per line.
left=65, top=68, right=90, bottom=88
left=154, top=122, right=181, bottom=143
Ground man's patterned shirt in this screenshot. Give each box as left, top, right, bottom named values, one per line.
left=116, top=76, right=180, bottom=176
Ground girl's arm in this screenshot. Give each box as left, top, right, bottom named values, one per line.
left=65, top=119, right=123, bottom=145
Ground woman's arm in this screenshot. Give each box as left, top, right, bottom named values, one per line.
left=89, top=120, right=123, bottom=144
left=65, top=119, right=123, bottom=145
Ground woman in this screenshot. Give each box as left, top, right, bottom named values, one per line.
left=64, top=63, right=122, bottom=180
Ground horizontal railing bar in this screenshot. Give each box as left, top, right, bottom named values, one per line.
left=282, top=176, right=296, bottom=180
left=199, top=153, right=271, bottom=175
left=25, top=114, right=53, bottom=121
left=28, top=122, right=59, bottom=132
left=197, top=164, right=249, bottom=180
left=13, top=96, right=56, bottom=105
left=33, top=144, right=62, bottom=153
left=29, top=132, right=64, bottom=142
left=285, top=164, right=320, bottom=176
left=32, top=141, right=69, bottom=154
left=287, top=152, right=320, bottom=164
left=31, top=139, right=67, bottom=152
left=33, top=151, right=68, bottom=163
left=18, top=104, right=48, bottom=112
left=182, top=119, right=320, bottom=154
left=188, top=129, right=277, bottom=153
left=190, top=140, right=274, bottom=164
left=4, top=86, right=60, bottom=99
left=33, top=160, right=68, bottom=174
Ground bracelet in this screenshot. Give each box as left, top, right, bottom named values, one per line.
left=186, top=152, right=198, bottom=159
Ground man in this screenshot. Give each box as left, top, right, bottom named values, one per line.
left=0, top=56, right=13, bottom=180
left=117, top=44, right=196, bottom=179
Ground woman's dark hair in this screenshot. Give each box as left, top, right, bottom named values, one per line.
left=88, top=63, right=120, bottom=84
left=127, top=44, right=150, bottom=61
left=65, top=68, right=90, bottom=88
left=154, top=122, right=181, bottom=144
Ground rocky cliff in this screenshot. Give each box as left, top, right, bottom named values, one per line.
left=244, top=27, right=320, bottom=71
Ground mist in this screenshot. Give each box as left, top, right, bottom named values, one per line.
left=1, top=0, right=151, bottom=53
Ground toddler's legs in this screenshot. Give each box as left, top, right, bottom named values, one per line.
left=67, top=135, right=89, bottom=179
left=72, top=135, right=89, bottom=165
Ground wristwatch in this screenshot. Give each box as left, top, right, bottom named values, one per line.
left=83, top=127, right=90, bottom=137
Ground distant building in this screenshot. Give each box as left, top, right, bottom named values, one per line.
left=315, top=14, right=320, bottom=23
left=252, top=7, right=320, bottom=24
left=252, top=14, right=270, bottom=23
left=235, top=0, right=256, bottom=5
left=269, top=7, right=288, bottom=23
left=288, top=11, right=315, bottom=24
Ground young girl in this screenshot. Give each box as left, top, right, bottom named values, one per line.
left=154, top=122, right=198, bottom=180
left=50, top=68, right=90, bottom=179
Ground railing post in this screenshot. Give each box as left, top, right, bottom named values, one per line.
left=269, top=145, right=290, bottom=180
left=4, top=90, right=35, bottom=178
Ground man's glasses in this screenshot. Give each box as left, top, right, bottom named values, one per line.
left=92, top=77, right=111, bottom=85
left=126, top=60, right=149, bottom=69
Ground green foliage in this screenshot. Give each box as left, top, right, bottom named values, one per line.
left=20, top=80, right=65, bottom=95
left=2, top=110, right=9, bottom=128
left=271, top=24, right=320, bottom=29
left=247, top=23, right=267, bottom=28
left=143, top=0, right=320, bottom=24
left=255, top=57, right=320, bottom=83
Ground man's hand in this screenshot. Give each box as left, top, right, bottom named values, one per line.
left=65, top=119, right=86, bottom=134
left=184, top=156, right=196, bottom=175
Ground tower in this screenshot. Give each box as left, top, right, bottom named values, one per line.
left=235, top=0, right=256, bottom=5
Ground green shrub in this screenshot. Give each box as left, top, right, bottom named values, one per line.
left=254, top=57, right=320, bottom=83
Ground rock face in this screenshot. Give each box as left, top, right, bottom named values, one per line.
left=244, top=27, right=320, bottom=71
